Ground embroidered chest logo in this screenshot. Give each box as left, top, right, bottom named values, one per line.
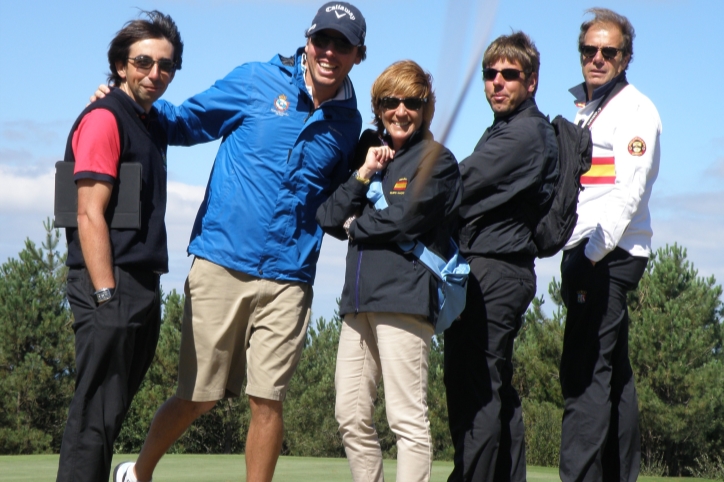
left=390, top=178, right=408, bottom=195
left=577, top=290, right=587, bottom=304
left=272, top=94, right=290, bottom=116
left=628, top=137, right=646, bottom=156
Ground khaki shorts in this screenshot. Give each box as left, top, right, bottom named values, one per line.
left=176, top=257, right=312, bottom=402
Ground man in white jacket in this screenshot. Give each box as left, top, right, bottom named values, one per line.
left=558, top=8, right=661, bottom=482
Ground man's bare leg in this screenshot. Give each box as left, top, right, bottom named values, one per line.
left=246, top=396, right=284, bottom=482
left=133, top=396, right=217, bottom=482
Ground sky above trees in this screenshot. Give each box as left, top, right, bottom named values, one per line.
left=1, top=0, right=722, bottom=320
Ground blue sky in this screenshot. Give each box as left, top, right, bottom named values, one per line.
left=1, top=0, right=722, bottom=321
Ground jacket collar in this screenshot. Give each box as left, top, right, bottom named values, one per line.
left=385, top=128, right=430, bottom=155
left=492, top=97, right=537, bottom=126
left=272, top=47, right=356, bottom=107
left=112, top=87, right=158, bottom=122
left=569, top=71, right=628, bottom=106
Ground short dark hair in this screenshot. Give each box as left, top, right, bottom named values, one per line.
left=107, top=10, right=184, bottom=87
left=578, top=8, right=635, bottom=68
left=483, top=31, right=541, bottom=96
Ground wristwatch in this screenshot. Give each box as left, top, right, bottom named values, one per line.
left=353, top=170, right=371, bottom=185
left=343, top=215, right=357, bottom=240
left=93, top=287, right=115, bottom=304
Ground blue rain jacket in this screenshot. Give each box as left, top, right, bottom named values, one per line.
left=155, top=48, right=362, bottom=283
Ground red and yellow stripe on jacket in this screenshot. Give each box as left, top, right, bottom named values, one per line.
left=581, top=156, right=615, bottom=185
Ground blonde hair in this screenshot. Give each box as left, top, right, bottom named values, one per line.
left=370, top=60, right=436, bottom=136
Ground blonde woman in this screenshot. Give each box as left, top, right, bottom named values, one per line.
left=316, top=60, right=462, bottom=482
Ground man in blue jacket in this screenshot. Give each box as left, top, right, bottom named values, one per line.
left=112, top=3, right=365, bottom=482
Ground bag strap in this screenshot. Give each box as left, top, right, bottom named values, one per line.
left=366, top=175, right=447, bottom=281
left=579, top=79, right=628, bottom=129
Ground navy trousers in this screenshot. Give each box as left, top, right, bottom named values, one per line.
left=444, top=256, right=536, bottom=482
left=56, top=267, right=161, bottom=482
left=559, top=241, right=647, bottom=482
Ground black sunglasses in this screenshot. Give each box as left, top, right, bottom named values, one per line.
left=579, top=45, right=623, bottom=60
left=482, top=68, right=527, bottom=81
left=310, top=33, right=355, bottom=55
left=128, top=55, right=176, bottom=73
left=378, top=97, right=427, bottom=111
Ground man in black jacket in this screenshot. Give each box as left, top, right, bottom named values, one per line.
left=444, top=32, right=558, bottom=482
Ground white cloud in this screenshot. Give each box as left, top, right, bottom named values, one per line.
left=0, top=165, right=55, bottom=214
left=1, top=165, right=719, bottom=323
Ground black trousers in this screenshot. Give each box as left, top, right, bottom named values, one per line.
left=56, top=266, right=161, bottom=482
left=558, top=241, right=647, bottom=482
left=444, top=256, right=536, bottom=482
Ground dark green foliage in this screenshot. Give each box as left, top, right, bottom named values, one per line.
left=0, top=219, right=74, bottom=454
left=513, top=292, right=565, bottom=467
left=629, top=244, right=724, bottom=475
left=428, top=335, right=453, bottom=460
left=515, top=294, right=564, bottom=408
left=521, top=399, right=561, bottom=467
left=3, top=222, right=723, bottom=474
left=516, top=244, right=724, bottom=475
left=284, top=315, right=345, bottom=457
left=116, top=289, right=246, bottom=455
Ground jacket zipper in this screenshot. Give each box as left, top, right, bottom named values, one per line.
left=355, top=246, right=363, bottom=314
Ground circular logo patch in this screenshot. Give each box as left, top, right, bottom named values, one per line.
left=628, top=137, right=646, bottom=156
left=274, top=94, right=289, bottom=113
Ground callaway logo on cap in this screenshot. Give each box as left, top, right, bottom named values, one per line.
left=306, top=2, right=367, bottom=46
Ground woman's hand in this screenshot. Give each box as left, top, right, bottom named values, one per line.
left=357, top=146, right=394, bottom=180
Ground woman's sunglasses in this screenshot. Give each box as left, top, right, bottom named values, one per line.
left=378, top=97, right=427, bottom=111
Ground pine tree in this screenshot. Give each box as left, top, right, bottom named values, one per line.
left=0, top=219, right=74, bottom=454
left=629, top=244, right=724, bottom=475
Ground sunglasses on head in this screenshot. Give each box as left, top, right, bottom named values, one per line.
left=378, top=97, right=427, bottom=111
left=482, top=68, right=527, bottom=81
left=310, top=33, right=355, bottom=54
left=128, top=55, right=176, bottom=73
left=579, top=45, right=623, bottom=60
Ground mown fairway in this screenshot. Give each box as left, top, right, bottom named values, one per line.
left=0, top=454, right=715, bottom=481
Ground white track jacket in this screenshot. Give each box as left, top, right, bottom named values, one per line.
left=565, top=80, right=662, bottom=262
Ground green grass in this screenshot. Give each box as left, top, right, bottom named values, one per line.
left=0, top=454, right=716, bottom=481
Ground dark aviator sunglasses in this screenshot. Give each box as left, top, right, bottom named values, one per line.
left=482, top=68, right=527, bottom=81
left=128, top=55, right=177, bottom=73
left=579, top=45, right=623, bottom=60
left=378, top=97, right=427, bottom=111
left=310, top=33, right=356, bottom=54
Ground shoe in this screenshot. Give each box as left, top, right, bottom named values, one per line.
left=113, top=461, right=143, bottom=482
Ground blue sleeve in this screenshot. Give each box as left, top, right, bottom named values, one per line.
left=154, top=63, right=252, bottom=146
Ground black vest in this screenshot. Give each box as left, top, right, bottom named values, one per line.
left=65, top=88, right=169, bottom=272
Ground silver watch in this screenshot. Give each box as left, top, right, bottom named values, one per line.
left=93, top=287, right=115, bottom=304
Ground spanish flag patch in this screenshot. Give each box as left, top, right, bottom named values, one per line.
left=392, top=178, right=408, bottom=192
left=581, top=157, right=615, bottom=185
